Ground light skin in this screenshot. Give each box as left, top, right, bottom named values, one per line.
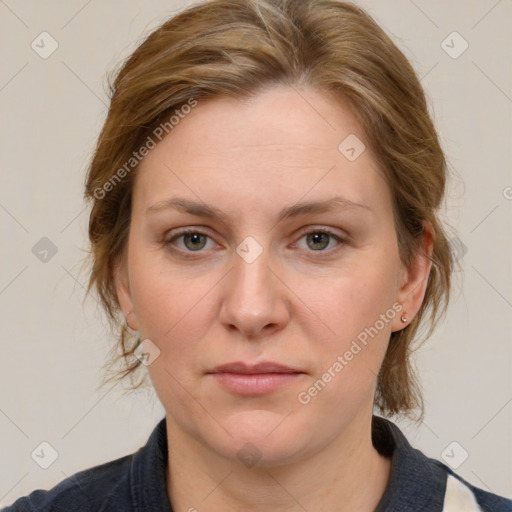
left=116, top=84, right=433, bottom=511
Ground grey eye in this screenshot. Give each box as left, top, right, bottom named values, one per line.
left=182, top=233, right=208, bottom=251
left=305, top=232, right=331, bottom=251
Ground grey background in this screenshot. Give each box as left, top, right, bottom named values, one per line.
left=0, top=0, right=511, bottom=505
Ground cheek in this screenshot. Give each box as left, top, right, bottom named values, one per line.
left=304, top=256, right=399, bottom=345
left=294, top=256, right=399, bottom=401
left=128, top=237, right=208, bottom=337
left=128, top=249, right=225, bottom=399
left=132, top=269, right=215, bottom=352
left=129, top=262, right=215, bottom=417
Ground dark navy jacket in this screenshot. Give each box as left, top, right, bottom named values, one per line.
left=3, top=416, right=511, bottom=511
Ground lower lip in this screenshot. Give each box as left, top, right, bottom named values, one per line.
left=210, top=372, right=304, bottom=395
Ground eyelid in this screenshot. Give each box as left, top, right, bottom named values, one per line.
left=164, top=225, right=348, bottom=255
left=164, top=226, right=219, bottom=248
left=291, top=226, right=347, bottom=254
left=294, top=225, right=348, bottom=240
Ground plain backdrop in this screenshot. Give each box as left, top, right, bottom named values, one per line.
left=0, top=0, right=511, bottom=505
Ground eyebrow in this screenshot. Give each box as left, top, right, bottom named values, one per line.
left=145, top=195, right=371, bottom=224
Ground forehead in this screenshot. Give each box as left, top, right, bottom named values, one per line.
left=134, top=85, right=389, bottom=217
left=159, top=85, right=364, bottom=160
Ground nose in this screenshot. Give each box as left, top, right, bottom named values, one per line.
left=219, top=242, right=290, bottom=338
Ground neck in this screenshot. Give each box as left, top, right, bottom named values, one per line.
left=166, top=411, right=391, bottom=512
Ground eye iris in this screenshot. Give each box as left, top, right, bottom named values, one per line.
left=184, top=233, right=207, bottom=251
left=307, top=232, right=330, bottom=250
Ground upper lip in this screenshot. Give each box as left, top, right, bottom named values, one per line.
left=208, top=361, right=303, bottom=374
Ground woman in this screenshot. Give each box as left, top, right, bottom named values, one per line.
left=4, top=0, right=511, bottom=510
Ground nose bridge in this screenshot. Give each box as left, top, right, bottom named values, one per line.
left=236, top=238, right=271, bottom=294
left=219, top=235, right=287, bottom=335
left=232, top=236, right=274, bottom=309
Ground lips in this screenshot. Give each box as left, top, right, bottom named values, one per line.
left=207, top=361, right=305, bottom=395
left=208, top=361, right=302, bottom=375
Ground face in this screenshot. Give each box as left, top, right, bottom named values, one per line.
left=116, top=85, right=430, bottom=466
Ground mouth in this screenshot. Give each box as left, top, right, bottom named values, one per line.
left=207, top=361, right=306, bottom=395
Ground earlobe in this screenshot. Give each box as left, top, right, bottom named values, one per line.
left=392, top=221, right=435, bottom=332
left=114, top=259, right=139, bottom=331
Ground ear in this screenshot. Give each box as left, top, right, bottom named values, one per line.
left=391, top=221, right=434, bottom=332
left=114, top=256, right=139, bottom=331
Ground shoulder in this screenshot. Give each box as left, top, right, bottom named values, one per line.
left=431, top=458, right=512, bottom=512
left=372, top=415, right=512, bottom=511
left=1, top=454, right=133, bottom=512
left=2, top=418, right=169, bottom=512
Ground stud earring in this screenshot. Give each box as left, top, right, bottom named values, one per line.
left=401, top=315, right=407, bottom=323
left=123, top=311, right=132, bottom=326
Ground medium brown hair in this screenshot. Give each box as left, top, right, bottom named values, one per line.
left=84, top=0, right=455, bottom=419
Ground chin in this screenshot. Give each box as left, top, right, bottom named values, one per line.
left=210, top=410, right=313, bottom=468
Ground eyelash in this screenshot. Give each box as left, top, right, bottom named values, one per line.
left=163, top=227, right=346, bottom=257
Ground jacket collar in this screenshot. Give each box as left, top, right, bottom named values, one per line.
left=128, top=415, right=447, bottom=512
left=373, top=415, right=447, bottom=511
left=129, top=417, right=172, bottom=512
